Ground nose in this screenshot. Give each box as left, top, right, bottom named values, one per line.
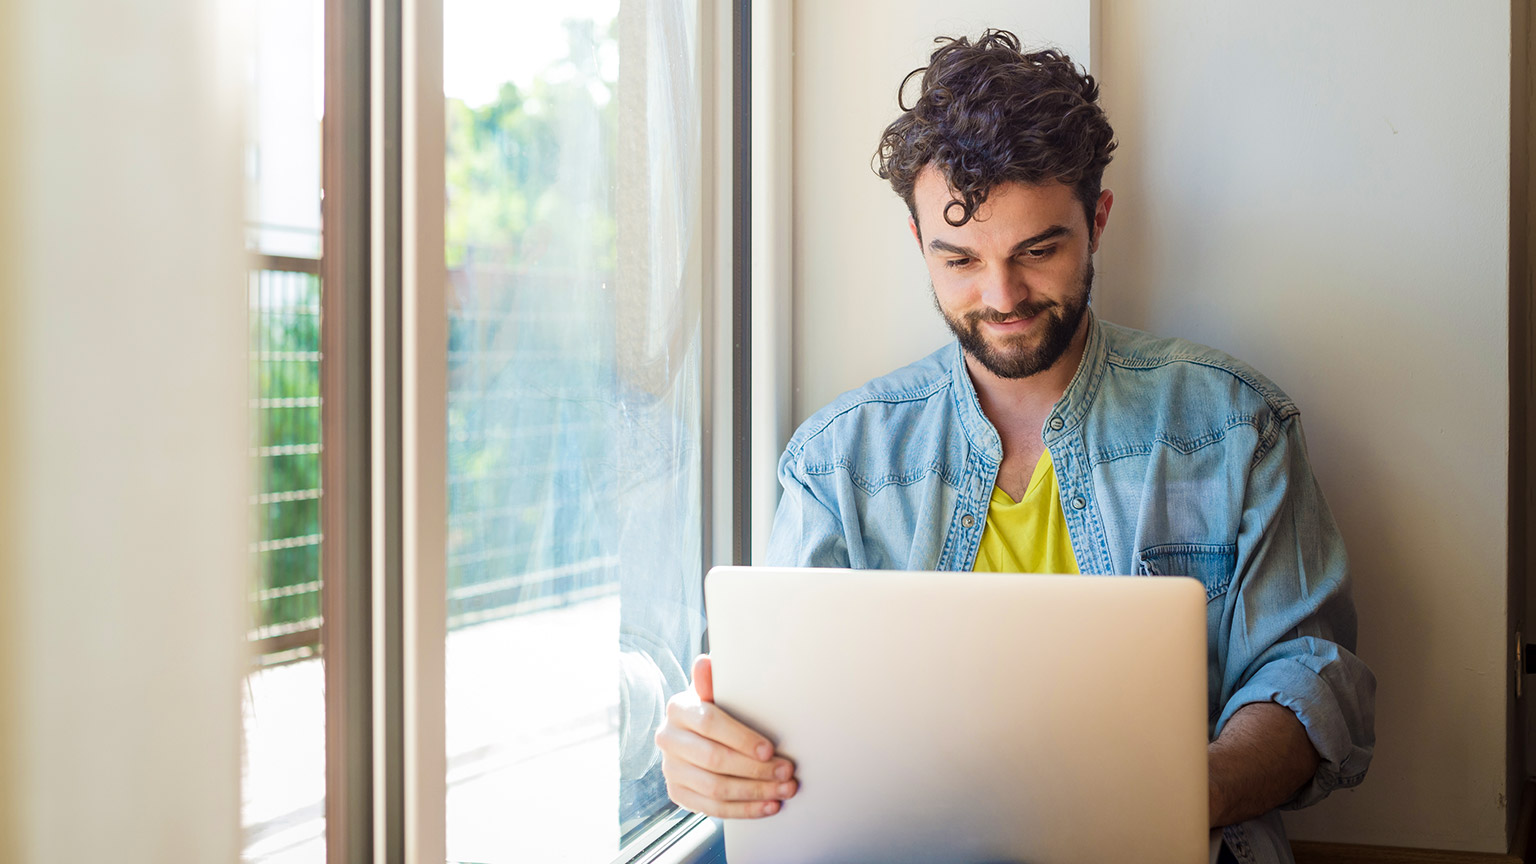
left=977, top=261, right=1030, bottom=315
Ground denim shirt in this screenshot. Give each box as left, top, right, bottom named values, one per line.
left=763, top=312, right=1376, bottom=864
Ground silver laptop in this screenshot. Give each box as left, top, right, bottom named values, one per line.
left=704, top=566, right=1210, bottom=864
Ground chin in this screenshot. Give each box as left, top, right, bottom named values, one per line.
left=990, top=336, right=1042, bottom=359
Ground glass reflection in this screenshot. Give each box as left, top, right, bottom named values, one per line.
left=443, top=1, right=704, bottom=860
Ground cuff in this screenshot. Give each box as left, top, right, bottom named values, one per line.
left=1215, top=654, right=1372, bottom=809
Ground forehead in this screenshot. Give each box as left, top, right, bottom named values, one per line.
left=912, top=165, right=1082, bottom=240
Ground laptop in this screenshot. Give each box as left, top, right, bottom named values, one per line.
left=703, top=566, right=1211, bottom=864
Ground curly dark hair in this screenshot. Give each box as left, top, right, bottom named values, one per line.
left=874, top=29, right=1116, bottom=235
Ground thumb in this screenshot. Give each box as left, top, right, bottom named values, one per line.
left=692, top=654, right=714, bottom=703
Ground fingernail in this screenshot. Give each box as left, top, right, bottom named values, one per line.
left=763, top=801, right=780, bottom=815
left=775, top=763, right=791, bottom=781
left=779, top=782, right=795, bottom=797
left=756, top=743, right=772, bottom=761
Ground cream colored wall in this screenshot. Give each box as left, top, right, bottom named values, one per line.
left=0, top=0, right=18, bottom=859
left=0, top=1, right=248, bottom=861
left=1095, top=1, right=1512, bottom=851
left=788, top=0, right=1517, bottom=854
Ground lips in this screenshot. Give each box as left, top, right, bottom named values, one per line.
left=974, top=301, right=1055, bottom=329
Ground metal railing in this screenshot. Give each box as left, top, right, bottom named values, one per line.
left=249, top=254, right=324, bottom=662
left=247, top=255, right=623, bottom=662
left=442, top=264, right=623, bottom=628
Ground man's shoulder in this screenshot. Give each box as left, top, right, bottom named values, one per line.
left=784, top=343, right=958, bottom=458
left=1097, top=319, right=1299, bottom=420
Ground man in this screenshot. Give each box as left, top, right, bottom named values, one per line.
left=655, top=30, right=1375, bottom=864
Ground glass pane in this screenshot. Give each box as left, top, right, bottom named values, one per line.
left=243, top=1, right=326, bottom=862
left=442, top=1, right=705, bottom=860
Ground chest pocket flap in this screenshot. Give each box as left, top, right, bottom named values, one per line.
left=1136, top=542, right=1236, bottom=601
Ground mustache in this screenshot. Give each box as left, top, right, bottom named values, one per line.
left=967, top=298, right=1059, bottom=326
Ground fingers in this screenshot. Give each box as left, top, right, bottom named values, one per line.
left=692, top=654, right=714, bottom=703
left=658, top=725, right=793, bottom=784
left=655, top=683, right=800, bottom=819
left=665, top=694, right=775, bottom=762
left=667, top=782, right=784, bottom=819
left=664, top=754, right=799, bottom=809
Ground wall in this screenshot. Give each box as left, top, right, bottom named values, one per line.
left=0, top=0, right=17, bottom=858
left=1095, top=1, right=1513, bottom=851
left=0, top=1, right=249, bottom=861
left=787, top=0, right=1518, bottom=854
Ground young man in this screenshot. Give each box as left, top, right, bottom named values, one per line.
left=655, top=30, right=1375, bottom=863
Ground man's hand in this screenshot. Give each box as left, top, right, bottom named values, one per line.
left=655, top=655, right=799, bottom=818
left=1208, top=701, right=1320, bottom=827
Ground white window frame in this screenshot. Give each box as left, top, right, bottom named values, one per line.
left=321, top=0, right=756, bottom=861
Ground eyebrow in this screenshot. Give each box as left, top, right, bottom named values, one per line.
left=926, top=225, right=1072, bottom=258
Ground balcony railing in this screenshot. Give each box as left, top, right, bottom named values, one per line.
left=248, top=255, right=323, bottom=662
left=247, top=256, right=621, bottom=664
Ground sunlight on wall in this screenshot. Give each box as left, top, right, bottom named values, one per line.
left=0, top=0, right=19, bottom=859
left=1, top=1, right=249, bottom=861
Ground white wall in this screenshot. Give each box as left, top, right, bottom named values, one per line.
left=786, top=0, right=1518, bottom=853
left=1096, top=1, right=1512, bottom=851
left=0, top=1, right=249, bottom=861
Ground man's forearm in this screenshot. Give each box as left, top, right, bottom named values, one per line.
left=1208, top=701, right=1320, bottom=827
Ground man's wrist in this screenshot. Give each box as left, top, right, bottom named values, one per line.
left=1207, top=702, right=1320, bottom=827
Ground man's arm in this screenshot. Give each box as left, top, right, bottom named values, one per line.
left=1212, top=413, right=1375, bottom=812
left=1208, top=701, right=1321, bottom=828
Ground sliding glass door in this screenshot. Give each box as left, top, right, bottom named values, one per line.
left=241, top=3, right=728, bottom=861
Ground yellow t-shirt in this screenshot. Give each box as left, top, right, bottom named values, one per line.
left=972, top=449, right=1080, bottom=574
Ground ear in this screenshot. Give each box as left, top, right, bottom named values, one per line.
left=908, top=215, right=922, bottom=249
left=1089, top=189, right=1114, bottom=254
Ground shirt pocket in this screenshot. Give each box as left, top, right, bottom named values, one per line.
left=1135, top=542, right=1236, bottom=601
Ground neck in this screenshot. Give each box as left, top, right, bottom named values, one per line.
left=964, top=312, right=1091, bottom=442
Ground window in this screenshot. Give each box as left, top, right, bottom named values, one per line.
left=236, top=1, right=736, bottom=862
left=242, top=1, right=327, bottom=860
left=441, top=1, right=711, bottom=859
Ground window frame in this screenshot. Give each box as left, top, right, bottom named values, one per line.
left=319, top=0, right=378, bottom=858
left=319, top=0, right=748, bottom=861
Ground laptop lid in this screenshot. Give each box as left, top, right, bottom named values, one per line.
left=704, top=566, right=1209, bottom=864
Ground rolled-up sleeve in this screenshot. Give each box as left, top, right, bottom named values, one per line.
left=1213, top=413, right=1376, bottom=808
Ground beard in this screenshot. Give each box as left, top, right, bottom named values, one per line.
left=936, top=256, right=1093, bottom=380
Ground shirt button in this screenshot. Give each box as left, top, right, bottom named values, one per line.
left=1071, top=497, right=1086, bottom=510
left=961, top=514, right=976, bottom=528
left=1049, top=417, right=1064, bottom=431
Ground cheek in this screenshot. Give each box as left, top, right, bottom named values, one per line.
left=1041, top=257, right=1089, bottom=292
left=923, top=259, right=952, bottom=286
left=928, top=273, right=975, bottom=310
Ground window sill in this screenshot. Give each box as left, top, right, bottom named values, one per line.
left=629, top=813, right=725, bottom=864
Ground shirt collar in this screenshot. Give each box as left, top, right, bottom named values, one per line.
left=1050, top=307, right=1108, bottom=440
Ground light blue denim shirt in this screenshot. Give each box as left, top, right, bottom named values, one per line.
left=763, top=312, right=1376, bottom=864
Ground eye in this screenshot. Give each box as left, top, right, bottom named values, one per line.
left=1022, top=246, right=1056, bottom=260
left=944, top=257, right=973, bottom=269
